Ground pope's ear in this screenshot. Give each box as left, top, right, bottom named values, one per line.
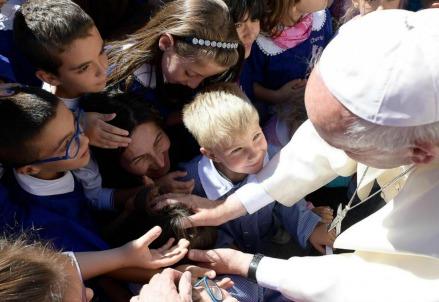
left=410, top=141, right=436, bottom=165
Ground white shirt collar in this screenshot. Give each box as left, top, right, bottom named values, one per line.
left=41, top=82, right=80, bottom=114
left=13, top=170, right=75, bottom=196
left=198, top=154, right=269, bottom=200
left=59, top=97, right=80, bottom=113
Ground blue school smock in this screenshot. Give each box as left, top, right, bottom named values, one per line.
left=2, top=171, right=108, bottom=252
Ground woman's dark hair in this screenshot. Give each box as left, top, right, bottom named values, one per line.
left=81, top=91, right=163, bottom=188
left=224, top=0, right=265, bottom=23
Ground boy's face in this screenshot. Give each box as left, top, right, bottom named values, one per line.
left=120, top=122, right=171, bottom=179
left=46, top=26, right=108, bottom=98
left=18, top=103, right=91, bottom=177
left=206, top=121, right=267, bottom=175
left=235, top=12, right=260, bottom=58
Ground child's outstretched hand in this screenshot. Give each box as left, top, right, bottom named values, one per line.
left=121, top=226, right=190, bottom=269
left=83, top=112, right=132, bottom=148
left=312, top=206, right=334, bottom=224
left=309, top=222, right=336, bottom=254
left=156, top=171, right=195, bottom=194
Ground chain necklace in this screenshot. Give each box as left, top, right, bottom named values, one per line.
left=328, top=164, right=416, bottom=236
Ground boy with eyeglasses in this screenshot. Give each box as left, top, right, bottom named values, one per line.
left=0, top=84, right=109, bottom=252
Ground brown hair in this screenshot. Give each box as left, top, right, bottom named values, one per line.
left=107, top=0, right=244, bottom=88
left=261, top=0, right=299, bottom=36
left=0, top=237, right=69, bottom=302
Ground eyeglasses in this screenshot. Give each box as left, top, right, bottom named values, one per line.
left=30, top=110, right=83, bottom=165
left=193, top=276, right=224, bottom=302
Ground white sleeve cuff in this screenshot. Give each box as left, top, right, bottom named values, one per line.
left=234, top=174, right=274, bottom=214
left=255, top=256, right=285, bottom=291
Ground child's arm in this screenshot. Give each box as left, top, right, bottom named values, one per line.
left=253, top=79, right=306, bottom=104
left=83, top=112, right=132, bottom=148
left=309, top=222, right=336, bottom=254
left=75, top=226, right=190, bottom=280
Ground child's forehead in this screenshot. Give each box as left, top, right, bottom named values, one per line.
left=216, top=122, right=261, bottom=148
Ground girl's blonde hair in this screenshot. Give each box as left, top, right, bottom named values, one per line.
left=0, top=237, right=69, bottom=302
left=108, top=0, right=243, bottom=88
left=262, top=0, right=299, bottom=36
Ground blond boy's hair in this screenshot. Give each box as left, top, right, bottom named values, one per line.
left=183, top=83, right=259, bottom=149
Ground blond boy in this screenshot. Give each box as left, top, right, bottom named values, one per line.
left=181, top=83, right=335, bottom=254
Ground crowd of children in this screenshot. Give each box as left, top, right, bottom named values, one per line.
left=0, top=0, right=436, bottom=301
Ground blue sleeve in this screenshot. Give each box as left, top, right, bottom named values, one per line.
left=0, top=54, right=16, bottom=83
left=274, top=199, right=321, bottom=248
left=177, top=155, right=206, bottom=198
left=0, top=182, right=22, bottom=228
left=322, top=9, right=334, bottom=47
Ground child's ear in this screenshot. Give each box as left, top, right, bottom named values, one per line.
left=35, top=70, right=62, bottom=87
left=158, top=34, right=175, bottom=52
left=15, top=165, right=41, bottom=176
left=200, top=147, right=217, bottom=161
left=409, top=141, right=437, bottom=165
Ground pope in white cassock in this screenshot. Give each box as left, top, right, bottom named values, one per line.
left=157, top=8, right=439, bottom=302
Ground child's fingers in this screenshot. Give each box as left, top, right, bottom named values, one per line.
left=99, top=131, right=131, bottom=145
left=168, top=170, right=188, bottom=178
left=98, top=119, right=130, bottom=136
left=136, top=226, right=162, bottom=247
left=174, top=179, right=195, bottom=191
left=216, top=277, right=234, bottom=289
left=158, top=248, right=189, bottom=266
left=313, top=243, right=325, bottom=254
left=157, top=237, right=176, bottom=253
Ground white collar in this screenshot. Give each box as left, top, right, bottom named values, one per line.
left=133, top=63, right=157, bottom=89
left=198, top=154, right=269, bottom=200
left=13, top=170, right=75, bottom=196
left=41, top=82, right=80, bottom=114
left=256, top=9, right=327, bottom=56
left=60, top=97, right=80, bottom=113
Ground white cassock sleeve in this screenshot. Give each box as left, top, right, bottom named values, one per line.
left=256, top=251, right=439, bottom=302
left=235, top=120, right=357, bottom=213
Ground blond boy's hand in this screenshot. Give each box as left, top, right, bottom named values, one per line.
left=312, top=206, right=334, bottom=224
left=156, top=171, right=195, bottom=194
left=121, top=226, right=189, bottom=269
left=309, top=222, right=336, bottom=254
left=83, top=111, right=132, bottom=148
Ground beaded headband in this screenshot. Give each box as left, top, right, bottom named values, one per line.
left=183, top=37, right=239, bottom=49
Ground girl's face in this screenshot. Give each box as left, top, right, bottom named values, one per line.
left=295, top=0, right=329, bottom=14
left=353, top=0, right=401, bottom=15
left=235, top=12, right=260, bottom=58
left=120, top=122, right=171, bottom=179
left=159, top=35, right=228, bottom=89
